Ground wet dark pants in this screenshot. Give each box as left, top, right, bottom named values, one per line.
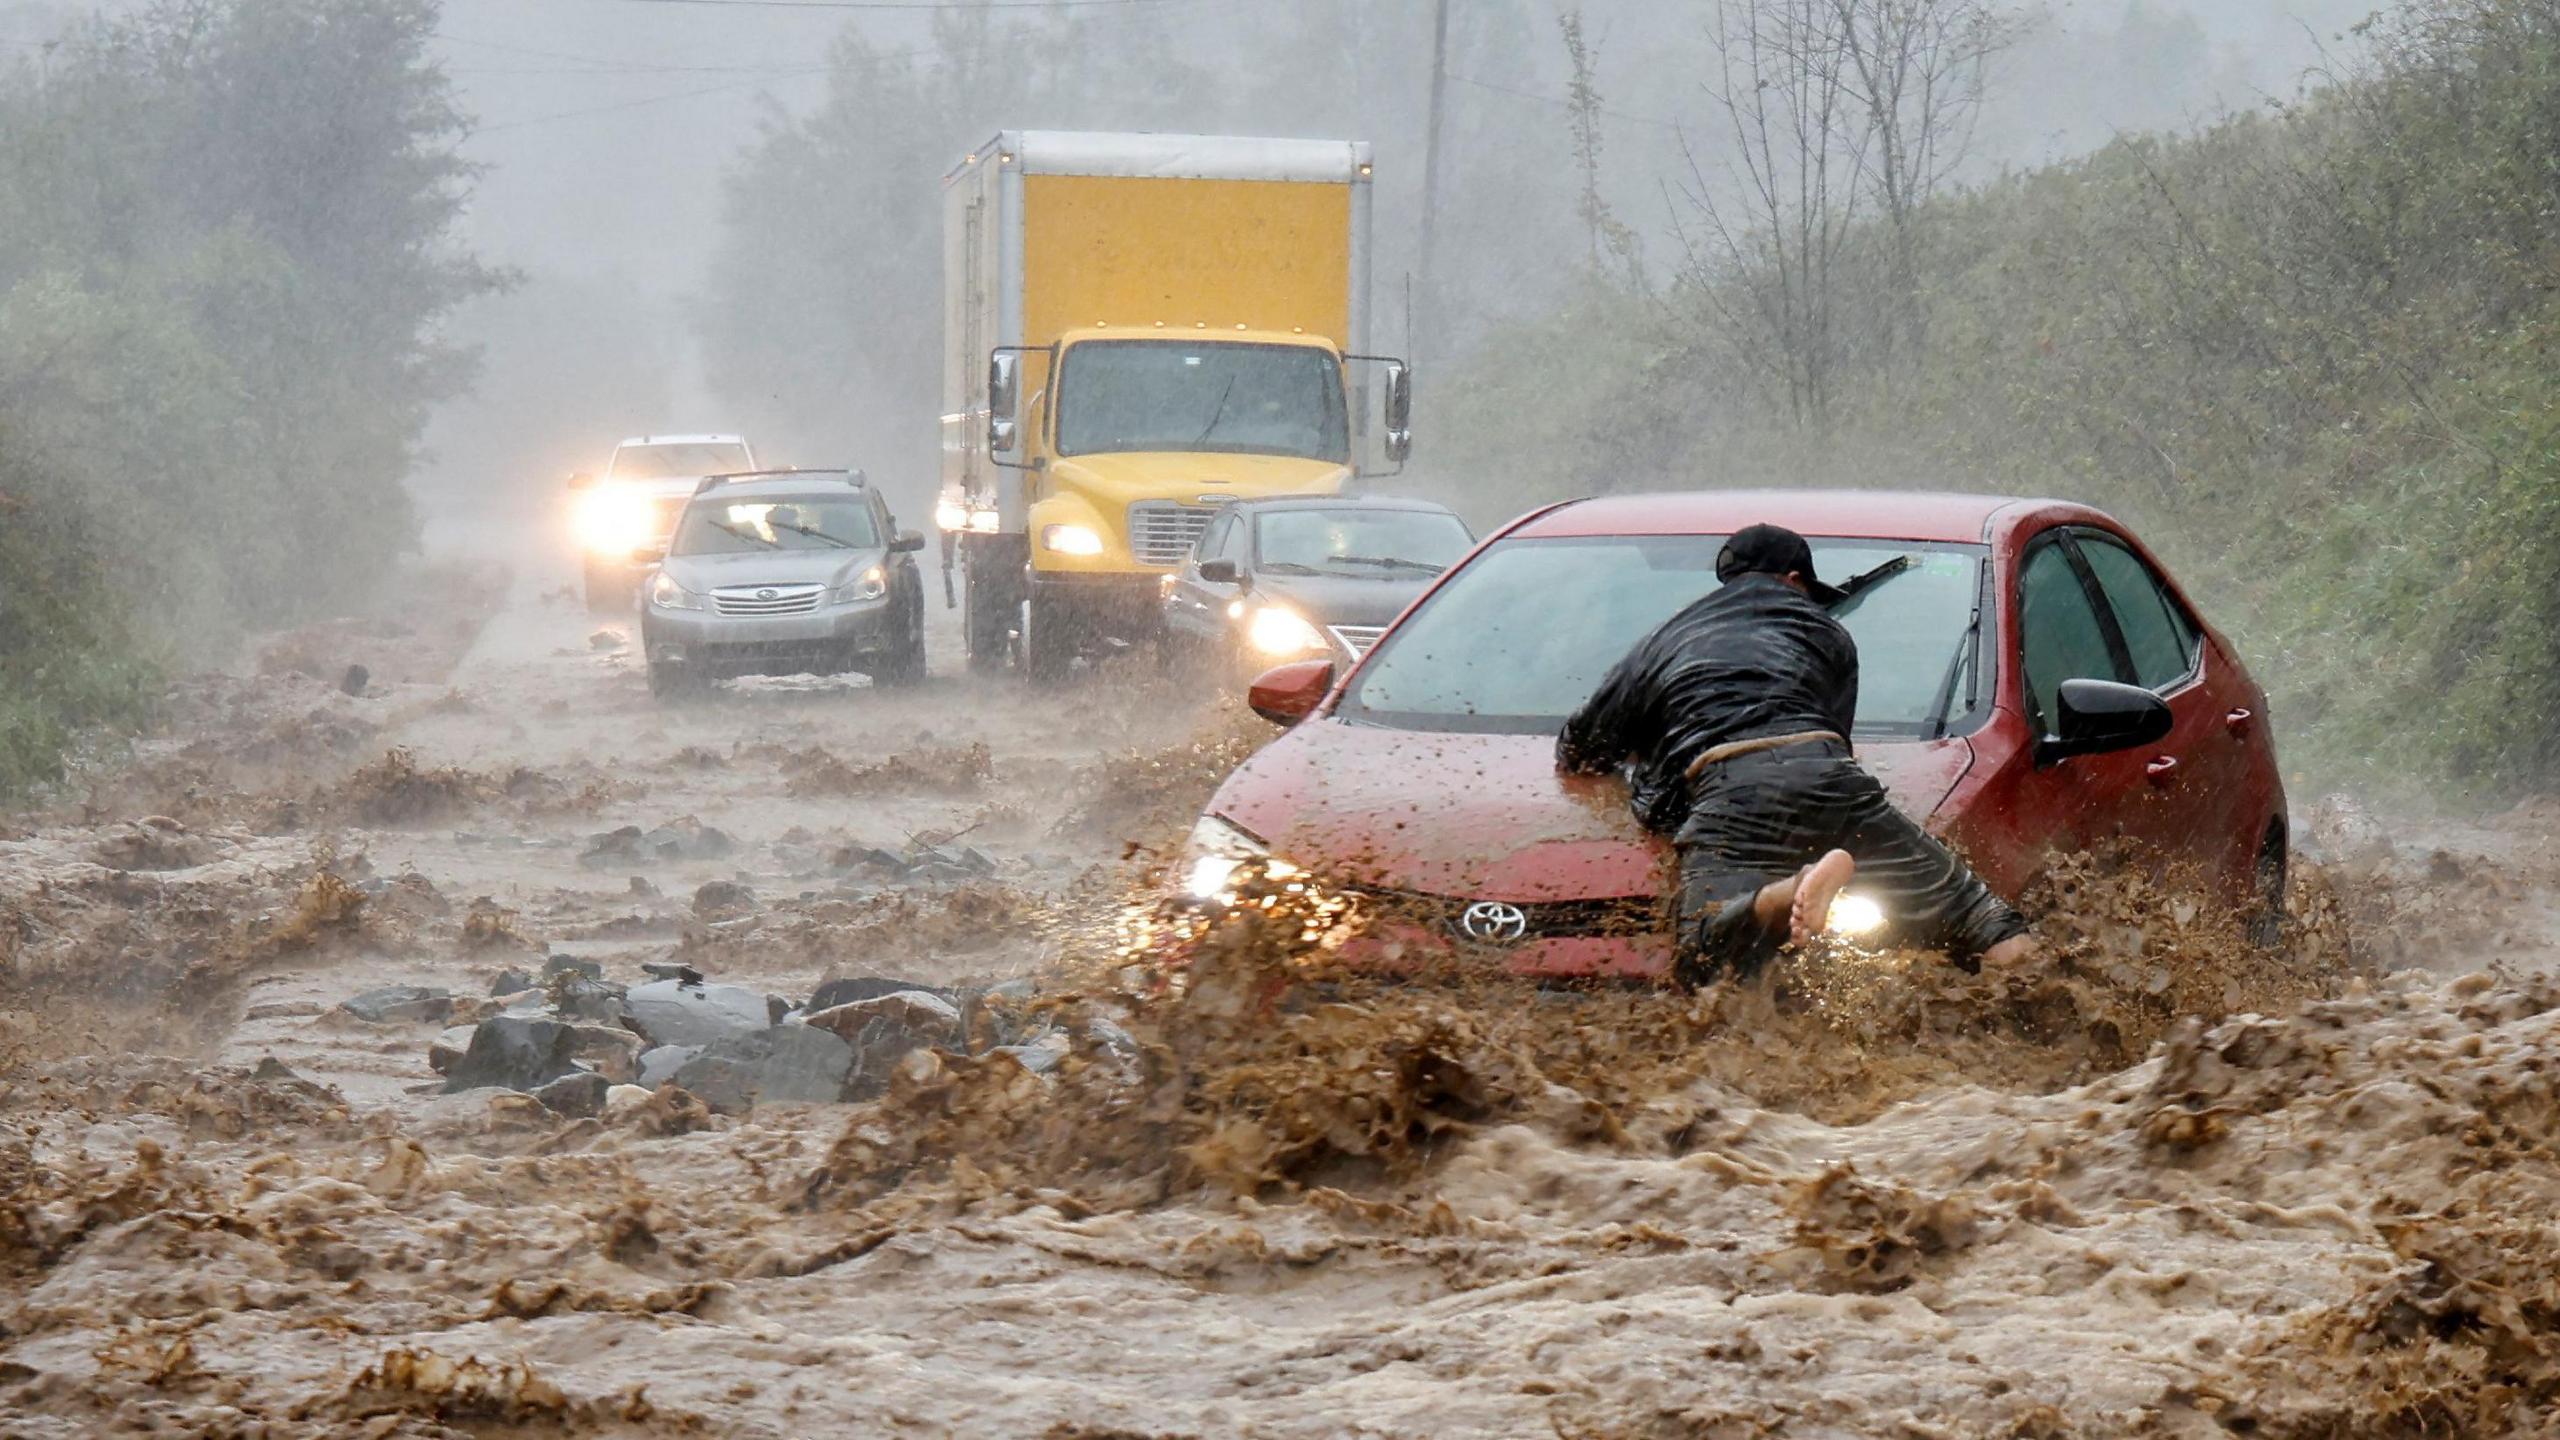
left=1673, top=740, right=2026, bottom=986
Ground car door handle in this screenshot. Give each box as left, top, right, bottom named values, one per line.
left=2146, top=756, right=2180, bottom=783
left=2225, top=707, right=2254, bottom=734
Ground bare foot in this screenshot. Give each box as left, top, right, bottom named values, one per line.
left=1788, top=849, right=1857, bottom=947
left=1980, top=934, right=2038, bottom=970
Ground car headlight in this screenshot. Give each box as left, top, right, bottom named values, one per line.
left=1043, top=523, right=1105, bottom=557
left=833, top=565, right=888, bottom=604
left=1825, top=893, right=1887, bottom=938
left=1245, top=604, right=1326, bottom=656
left=1181, top=814, right=1301, bottom=902
left=575, top=488, right=656, bottom=555
left=647, top=570, right=702, bottom=611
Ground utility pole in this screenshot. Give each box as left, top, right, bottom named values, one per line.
left=1415, top=0, right=1451, bottom=369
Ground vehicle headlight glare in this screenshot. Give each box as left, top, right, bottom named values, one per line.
left=647, top=570, right=701, bottom=611
left=1043, top=523, right=1105, bottom=556
left=968, top=508, right=1001, bottom=533
left=1825, top=892, right=1887, bottom=938
left=934, top=499, right=969, bottom=533
left=1246, top=604, right=1326, bottom=656
left=576, top=489, right=655, bottom=555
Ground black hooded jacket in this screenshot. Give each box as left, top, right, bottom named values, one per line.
left=1556, top=573, right=1859, bottom=834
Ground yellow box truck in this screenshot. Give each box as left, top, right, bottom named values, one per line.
left=937, top=130, right=1411, bottom=679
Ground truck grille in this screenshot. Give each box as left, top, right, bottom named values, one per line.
left=1127, top=502, right=1219, bottom=567
left=712, top=583, right=825, bottom=617
left=1327, top=624, right=1387, bottom=659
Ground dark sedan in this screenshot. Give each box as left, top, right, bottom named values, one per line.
left=1159, top=496, right=1474, bottom=671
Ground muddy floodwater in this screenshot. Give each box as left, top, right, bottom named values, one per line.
left=9, top=543, right=2560, bottom=1438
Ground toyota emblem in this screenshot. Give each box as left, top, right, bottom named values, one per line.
left=757, top=588, right=778, bottom=600
left=1458, top=900, right=1529, bottom=943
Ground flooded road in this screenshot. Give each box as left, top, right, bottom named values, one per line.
left=8, top=536, right=2560, bottom=1437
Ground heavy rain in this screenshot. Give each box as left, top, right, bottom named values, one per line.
left=5, top=0, right=2560, bottom=1434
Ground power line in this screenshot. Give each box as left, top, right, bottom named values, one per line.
left=1450, top=70, right=1680, bottom=131
left=596, top=0, right=1195, bottom=10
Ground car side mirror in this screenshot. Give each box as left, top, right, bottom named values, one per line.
left=1197, top=558, right=1242, bottom=586
left=630, top=544, right=667, bottom=566
left=567, top=471, right=595, bottom=491
left=1382, top=361, right=1413, bottom=463
left=889, top=529, right=925, bottom=554
left=988, top=352, right=1020, bottom=455
left=1248, top=659, right=1334, bottom=726
left=2036, top=678, right=2173, bottom=765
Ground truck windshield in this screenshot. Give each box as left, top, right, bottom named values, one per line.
left=612, top=443, right=751, bottom=480
left=1055, top=341, right=1348, bottom=462
left=1338, top=535, right=1989, bottom=738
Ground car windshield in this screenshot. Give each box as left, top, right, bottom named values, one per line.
left=1339, top=534, right=1988, bottom=738
left=1056, top=341, right=1349, bottom=462
left=1253, top=508, right=1473, bottom=577
left=612, top=443, right=750, bottom=480
left=670, top=497, right=878, bottom=555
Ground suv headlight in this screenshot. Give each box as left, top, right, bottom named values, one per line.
left=1181, top=814, right=1301, bottom=902
left=832, top=565, right=888, bottom=604
left=647, top=571, right=702, bottom=611
left=1246, top=604, right=1326, bottom=657
left=576, top=488, right=655, bottom=554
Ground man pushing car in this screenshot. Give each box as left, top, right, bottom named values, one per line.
left=1557, top=523, right=2037, bottom=985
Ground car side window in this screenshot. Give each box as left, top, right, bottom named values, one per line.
left=2073, top=533, right=2199, bottom=691
left=2018, top=538, right=2125, bottom=731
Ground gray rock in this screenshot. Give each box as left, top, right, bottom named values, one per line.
left=427, top=1025, right=477, bottom=1075
left=342, top=985, right=452, bottom=1025
left=802, top=990, right=964, bottom=1047
left=670, top=1053, right=759, bottom=1115
left=636, top=1044, right=700, bottom=1088
left=992, top=1032, right=1070, bottom=1076
left=488, top=968, right=537, bottom=998
left=541, top=954, right=604, bottom=982
left=442, top=1016, right=578, bottom=1092
left=691, top=879, right=757, bottom=919
left=623, top=978, right=774, bottom=1049
left=552, top=975, right=631, bottom=1026
left=1083, top=1015, right=1140, bottom=1057
left=806, top=976, right=957, bottom=1015
left=535, top=1069, right=610, bottom=1117
left=750, top=1024, right=854, bottom=1104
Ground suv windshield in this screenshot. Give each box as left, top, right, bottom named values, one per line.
left=612, top=443, right=751, bottom=480
left=1254, top=508, right=1472, bottom=577
left=1056, top=341, right=1348, bottom=462
left=1340, top=534, right=1988, bottom=738
left=671, top=497, right=878, bottom=556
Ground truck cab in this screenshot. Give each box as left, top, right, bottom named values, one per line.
left=937, top=132, right=1410, bottom=680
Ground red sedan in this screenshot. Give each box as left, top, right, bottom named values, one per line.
left=1187, top=490, right=2286, bottom=980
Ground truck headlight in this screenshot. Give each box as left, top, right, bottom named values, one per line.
left=1043, top=524, right=1105, bottom=556
left=934, top=499, right=970, bottom=533
left=575, top=489, right=655, bottom=555
left=833, top=565, right=888, bottom=604
left=647, top=571, right=702, bottom=611
left=1181, top=814, right=1301, bottom=903
left=1246, top=604, right=1326, bottom=656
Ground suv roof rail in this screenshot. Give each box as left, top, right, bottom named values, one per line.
left=691, top=467, right=867, bottom=496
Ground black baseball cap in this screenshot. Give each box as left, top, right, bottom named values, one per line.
left=1716, top=523, right=1846, bottom=605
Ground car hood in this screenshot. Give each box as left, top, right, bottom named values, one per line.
left=663, top=548, right=886, bottom=591
left=1248, top=572, right=1437, bottom=629
left=1212, top=721, right=1977, bottom=902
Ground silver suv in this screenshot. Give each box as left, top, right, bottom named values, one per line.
left=638, top=471, right=927, bottom=699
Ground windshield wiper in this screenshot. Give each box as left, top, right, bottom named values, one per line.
left=1331, top=554, right=1445, bottom=575
left=709, top=519, right=780, bottom=549
left=1827, top=555, right=1915, bottom=617
left=1190, top=376, right=1239, bottom=447
left=1255, top=560, right=1326, bottom=576
left=1925, top=599, right=1983, bottom=740
left=773, top=520, right=856, bottom=549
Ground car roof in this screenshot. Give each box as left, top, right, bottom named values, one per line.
left=691, top=469, right=867, bottom=496
left=1511, top=489, right=2070, bottom=543
left=1225, top=494, right=1457, bottom=515
left=618, top=434, right=748, bottom=448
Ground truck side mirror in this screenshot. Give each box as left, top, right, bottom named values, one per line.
left=988, top=352, right=1020, bottom=455
left=1382, top=361, right=1413, bottom=463
left=889, top=529, right=926, bottom=554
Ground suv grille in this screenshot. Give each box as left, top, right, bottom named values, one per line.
left=1128, top=502, right=1218, bottom=567
left=712, top=583, right=825, bottom=617
left=1327, top=624, right=1386, bottom=659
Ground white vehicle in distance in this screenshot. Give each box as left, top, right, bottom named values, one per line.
left=569, top=434, right=758, bottom=610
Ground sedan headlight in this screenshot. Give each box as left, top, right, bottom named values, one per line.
left=575, top=488, right=656, bottom=555
left=1181, top=814, right=1301, bottom=902
left=1043, top=523, right=1105, bottom=557
left=832, top=565, right=888, bottom=604
left=1245, top=604, right=1327, bottom=657
left=647, top=571, right=702, bottom=611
